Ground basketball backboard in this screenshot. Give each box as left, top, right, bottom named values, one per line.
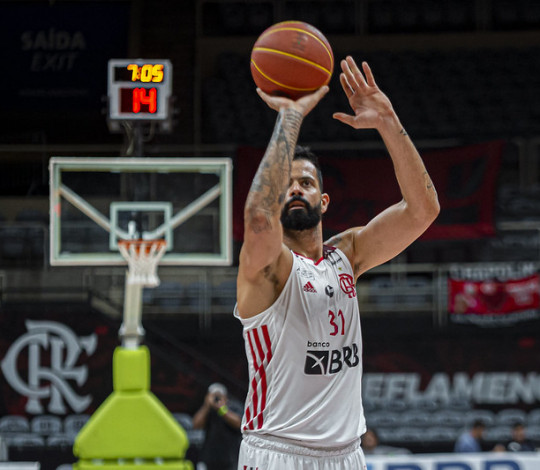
left=49, top=157, right=232, bottom=266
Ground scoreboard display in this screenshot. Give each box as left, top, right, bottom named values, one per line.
left=107, top=59, right=172, bottom=121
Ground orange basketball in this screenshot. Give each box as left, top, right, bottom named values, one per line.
left=250, top=21, right=334, bottom=100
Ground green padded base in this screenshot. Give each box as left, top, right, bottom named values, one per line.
left=74, top=346, right=190, bottom=462
left=75, top=460, right=193, bottom=470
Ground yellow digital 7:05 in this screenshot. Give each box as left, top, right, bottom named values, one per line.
left=118, top=63, right=164, bottom=83
left=107, top=59, right=172, bottom=121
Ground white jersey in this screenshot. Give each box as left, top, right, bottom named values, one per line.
left=234, top=246, right=366, bottom=448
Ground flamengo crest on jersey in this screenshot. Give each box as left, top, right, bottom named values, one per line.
left=234, top=246, right=366, bottom=448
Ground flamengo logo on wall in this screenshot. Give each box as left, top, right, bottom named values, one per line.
left=1, top=320, right=97, bottom=414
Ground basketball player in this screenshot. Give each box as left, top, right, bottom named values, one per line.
left=235, top=56, right=440, bottom=469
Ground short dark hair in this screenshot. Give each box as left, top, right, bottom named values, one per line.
left=294, top=145, right=323, bottom=191
left=472, top=419, right=486, bottom=429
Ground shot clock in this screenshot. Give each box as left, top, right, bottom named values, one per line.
left=107, top=59, right=172, bottom=122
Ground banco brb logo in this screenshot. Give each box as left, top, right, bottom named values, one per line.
left=304, top=343, right=359, bottom=375
left=1, top=320, right=97, bottom=414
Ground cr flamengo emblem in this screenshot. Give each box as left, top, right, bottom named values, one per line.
left=1, top=320, right=97, bottom=414
left=339, top=273, right=356, bottom=298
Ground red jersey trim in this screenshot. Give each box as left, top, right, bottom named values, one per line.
left=292, top=244, right=336, bottom=266
left=244, top=325, right=273, bottom=431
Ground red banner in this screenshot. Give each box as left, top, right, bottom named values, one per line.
left=233, top=141, right=504, bottom=241
left=448, top=274, right=540, bottom=325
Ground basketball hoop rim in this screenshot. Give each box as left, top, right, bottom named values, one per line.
left=117, top=238, right=168, bottom=257
left=117, top=238, right=167, bottom=247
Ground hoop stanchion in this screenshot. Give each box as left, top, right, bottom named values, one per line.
left=118, top=239, right=167, bottom=287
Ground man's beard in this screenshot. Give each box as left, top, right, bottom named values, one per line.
left=280, top=196, right=322, bottom=231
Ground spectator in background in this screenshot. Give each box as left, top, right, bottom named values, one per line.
left=454, top=419, right=486, bottom=453
left=362, top=427, right=411, bottom=455
left=506, top=422, right=536, bottom=452
left=192, top=383, right=242, bottom=470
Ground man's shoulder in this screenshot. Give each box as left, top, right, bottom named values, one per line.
left=454, top=432, right=477, bottom=452
left=323, top=244, right=337, bottom=258
left=236, top=244, right=293, bottom=318
left=457, top=431, right=473, bottom=441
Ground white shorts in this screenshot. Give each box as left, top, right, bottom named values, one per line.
left=237, top=434, right=367, bottom=470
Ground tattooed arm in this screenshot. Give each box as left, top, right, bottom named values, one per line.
left=327, top=57, right=440, bottom=279
left=237, top=86, right=329, bottom=318
left=244, top=109, right=302, bottom=246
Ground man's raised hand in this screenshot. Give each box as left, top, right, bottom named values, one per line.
left=333, top=57, right=395, bottom=130
left=256, top=85, right=329, bottom=117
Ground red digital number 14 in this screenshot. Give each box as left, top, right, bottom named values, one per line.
left=132, top=87, right=157, bottom=113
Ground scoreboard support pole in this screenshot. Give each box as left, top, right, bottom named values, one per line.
left=71, top=57, right=194, bottom=469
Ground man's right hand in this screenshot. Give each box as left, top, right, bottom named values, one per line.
left=206, top=391, right=227, bottom=410
left=256, top=85, right=329, bottom=117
